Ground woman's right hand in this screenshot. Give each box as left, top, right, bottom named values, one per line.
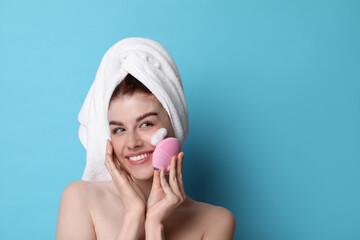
left=104, top=139, right=146, bottom=215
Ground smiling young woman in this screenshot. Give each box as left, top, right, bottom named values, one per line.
left=107, top=74, right=176, bottom=181
left=55, top=38, right=236, bottom=240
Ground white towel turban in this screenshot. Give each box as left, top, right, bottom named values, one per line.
left=78, top=37, right=189, bottom=181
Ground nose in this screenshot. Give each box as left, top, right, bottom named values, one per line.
left=126, top=130, right=143, bottom=149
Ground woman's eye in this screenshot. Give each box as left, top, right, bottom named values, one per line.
left=141, top=121, right=154, bottom=128
left=112, top=128, right=125, bottom=134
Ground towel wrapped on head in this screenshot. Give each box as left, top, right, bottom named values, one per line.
left=78, top=37, right=189, bottom=181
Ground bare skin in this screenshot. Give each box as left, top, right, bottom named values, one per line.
left=55, top=92, right=236, bottom=240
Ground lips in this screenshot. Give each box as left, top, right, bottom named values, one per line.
left=125, top=150, right=154, bottom=166
left=125, top=150, right=154, bottom=158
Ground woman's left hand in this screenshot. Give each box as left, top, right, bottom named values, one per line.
left=146, top=152, right=186, bottom=224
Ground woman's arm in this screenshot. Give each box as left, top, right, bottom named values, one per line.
left=55, top=181, right=96, bottom=240
left=145, top=221, right=165, bottom=239
left=113, top=212, right=145, bottom=240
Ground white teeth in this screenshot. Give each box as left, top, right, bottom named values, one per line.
left=129, top=152, right=150, bottom=161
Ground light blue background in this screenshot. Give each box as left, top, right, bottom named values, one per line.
left=1, top=0, right=359, bottom=239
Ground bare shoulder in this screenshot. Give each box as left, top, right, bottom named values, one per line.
left=58, top=181, right=86, bottom=208
left=60, top=180, right=98, bottom=203
left=62, top=180, right=109, bottom=199
left=62, top=180, right=91, bottom=194
left=56, top=180, right=97, bottom=240
left=187, top=200, right=235, bottom=219
left=187, top=200, right=236, bottom=240
left=59, top=180, right=109, bottom=212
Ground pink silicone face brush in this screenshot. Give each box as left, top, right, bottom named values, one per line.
left=151, top=128, right=181, bottom=172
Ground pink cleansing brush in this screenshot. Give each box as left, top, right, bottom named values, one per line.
left=151, top=128, right=180, bottom=172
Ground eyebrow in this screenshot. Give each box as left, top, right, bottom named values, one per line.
left=109, top=112, right=158, bottom=126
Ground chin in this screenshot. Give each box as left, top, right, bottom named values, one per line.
left=128, top=163, right=154, bottom=181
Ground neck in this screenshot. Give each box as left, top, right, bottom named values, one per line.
left=108, top=177, right=153, bottom=202
left=108, top=175, right=192, bottom=208
left=132, top=176, right=153, bottom=201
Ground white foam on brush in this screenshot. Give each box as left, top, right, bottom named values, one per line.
left=151, top=128, right=168, bottom=146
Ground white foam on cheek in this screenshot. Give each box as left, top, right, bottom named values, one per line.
left=151, top=128, right=168, bottom=146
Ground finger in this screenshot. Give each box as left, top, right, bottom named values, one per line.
left=106, top=139, right=113, bottom=156
left=107, top=141, right=139, bottom=191
left=177, top=152, right=186, bottom=197
left=106, top=140, right=116, bottom=170
left=107, top=153, right=145, bottom=199
left=109, top=141, right=117, bottom=163
left=151, top=169, right=161, bottom=190
left=106, top=153, right=126, bottom=181
left=105, top=153, right=122, bottom=183
left=109, top=143, right=126, bottom=174
left=169, top=156, right=182, bottom=198
left=106, top=139, right=110, bottom=152
left=176, top=152, right=183, bottom=177
left=106, top=141, right=123, bottom=175
left=104, top=156, right=111, bottom=173
left=105, top=143, right=145, bottom=203
left=104, top=140, right=112, bottom=166
left=111, top=155, right=133, bottom=184
left=160, top=167, right=177, bottom=199
left=107, top=139, right=112, bottom=151
left=105, top=141, right=109, bottom=165
left=113, top=156, right=123, bottom=171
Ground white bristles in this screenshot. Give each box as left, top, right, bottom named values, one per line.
left=151, top=128, right=168, bottom=146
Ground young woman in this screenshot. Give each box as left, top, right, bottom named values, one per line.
left=55, top=38, right=236, bottom=240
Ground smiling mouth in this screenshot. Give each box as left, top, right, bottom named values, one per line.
left=128, top=152, right=150, bottom=161
left=126, top=151, right=154, bottom=162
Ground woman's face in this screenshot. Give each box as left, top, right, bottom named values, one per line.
left=108, top=92, right=175, bottom=180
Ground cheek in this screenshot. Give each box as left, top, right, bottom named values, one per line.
left=163, top=123, right=175, bottom=138
left=142, top=129, right=157, bottom=141
left=110, top=138, right=124, bottom=156
left=141, top=131, right=154, bottom=144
